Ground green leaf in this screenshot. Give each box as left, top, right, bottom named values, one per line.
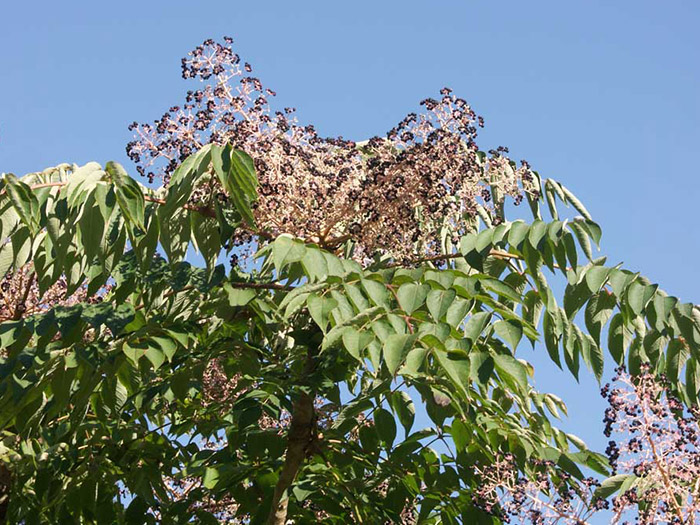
left=434, top=349, right=470, bottom=394
left=627, top=337, right=645, bottom=375
left=160, top=147, right=208, bottom=219
left=106, top=162, right=145, bottom=231
left=152, top=336, right=178, bottom=362
left=560, top=184, right=593, bottom=220
left=608, top=269, right=633, bottom=297
left=588, top=335, right=604, bottom=382
left=626, top=281, right=656, bottom=316
left=389, top=391, right=415, bottom=436
left=469, top=351, right=494, bottom=385
left=544, top=394, right=563, bottom=419
left=569, top=221, right=592, bottom=260
left=307, top=293, right=338, bottom=332
left=581, top=219, right=602, bottom=247
left=211, top=145, right=258, bottom=227
left=160, top=207, right=191, bottom=262
left=528, top=219, right=547, bottom=248
left=543, top=312, right=562, bottom=368
left=397, top=282, right=429, bottom=315
left=77, top=193, right=106, bottom=261
left=493, top=320, right=522, bottom=350
left=564, top=325, right=580, bottom=380
left=666, top=338, right=688, bottom=382
left=203, top=467, right=220, bottom=489
left=493, top=354, right=528, bottom=391
left=593, top=474, right=636, bottom=500
left=564, top=281, right=592, bottom=320
left=584, top=291, right=617, bottom=345
left=2, top=173, right=40, bottom=234
left=507, top=221, right=529, bottom=248
left=608, top=313, right=630, bottom=364
left=463, top=311, right=492, bottom=343
left=445, top=297, right=472, bottom=328
left=384, top=334, right=417, bottom=375
left=544, top=182, right=560, bottom=220
left=426, top=288, right=456, bottom=321
left=225, top=284, right=257, bottom=306
left=144, top=346, right=166, bottom=370
left=475, top=229, right=493, bottom=252
left=362, top=278, right=391, bottom=308
left=125, top=497, right=149, bottom=524
left=190, top=213, right=221, bottom=271
left=585, top=266, right=610, bottom=293
left=562, top=231, right=578, bottom=269
left=451, top=419, right=470, bottom=451
left=272, top=235, right=307, bottom=273
left=301, top=247, right=329, bottom=282
left=374, top=408, right=397, bottom=449
left=342, top=326, right=374, bottom=361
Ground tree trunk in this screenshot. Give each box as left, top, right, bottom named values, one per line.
left=266, top=347, right=317, bottom=525
left=265, top=391, right=315, bottom=524
left=0, top=463, right=11, bottom=522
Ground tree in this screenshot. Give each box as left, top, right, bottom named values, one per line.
left=1, top=38, right=699, bottom=524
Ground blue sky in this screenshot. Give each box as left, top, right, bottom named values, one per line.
left=1, top=0, right=699, bottom=508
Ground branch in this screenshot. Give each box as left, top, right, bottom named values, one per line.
left=135, top=281, right=294, bottom=311
left=228, top=281, right=294, bottom=291
left=639, top=397, right=687, bottom=523
left=386, top=248, right=522, bottom=269
left=7, top=180, right=220, bottom=218
left=13, top=271, right=36, bottom=320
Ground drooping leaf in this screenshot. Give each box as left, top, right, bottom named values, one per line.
left=106, top=162, right=145, bottom=231
left=384, top=334, right=417, bottom=375
left=493, top=320, right=522, bottom=350
left=374, top=408, right=397, bottom=449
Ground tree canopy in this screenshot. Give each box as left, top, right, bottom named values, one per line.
left=1, top=39, right=700, bottom=525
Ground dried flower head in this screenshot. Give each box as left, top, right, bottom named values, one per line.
left=127, top=38, right=537, bottom=263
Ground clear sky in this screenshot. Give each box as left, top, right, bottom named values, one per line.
left=1, top=0, right=699, bottom=506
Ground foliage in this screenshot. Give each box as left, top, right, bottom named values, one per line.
left=2, top=39, right=700, bottom=525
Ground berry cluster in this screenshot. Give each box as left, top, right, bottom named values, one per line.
left=472, top=453, right=606, bottom=524
left=601, top=365, right=700, bottom=524
left=0, top=263, right=106, bottom=327
left=127, top=38, right=537, bottom=263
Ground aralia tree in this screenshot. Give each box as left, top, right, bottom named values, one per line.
left=0, top=39, right=699, bottom=524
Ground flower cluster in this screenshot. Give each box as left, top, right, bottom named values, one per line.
left=200, top=358, right=288, bottom=431
left=0, top=264, right=98, bottom=324
left=601, top=365, right=700, bottom=524
left=162, top=434, right=244, bottom=523
left=127, top=38, right=537, bottom=263
left=472, top=454, right=606, bottom=524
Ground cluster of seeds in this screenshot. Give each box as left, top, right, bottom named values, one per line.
left=600, top=365, right=700, bottom=524
left=127, top=38, right=538, bottom=263
left=0, top=264, right=99, bottom=323
left=472, top=454, right=605, bottom=524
